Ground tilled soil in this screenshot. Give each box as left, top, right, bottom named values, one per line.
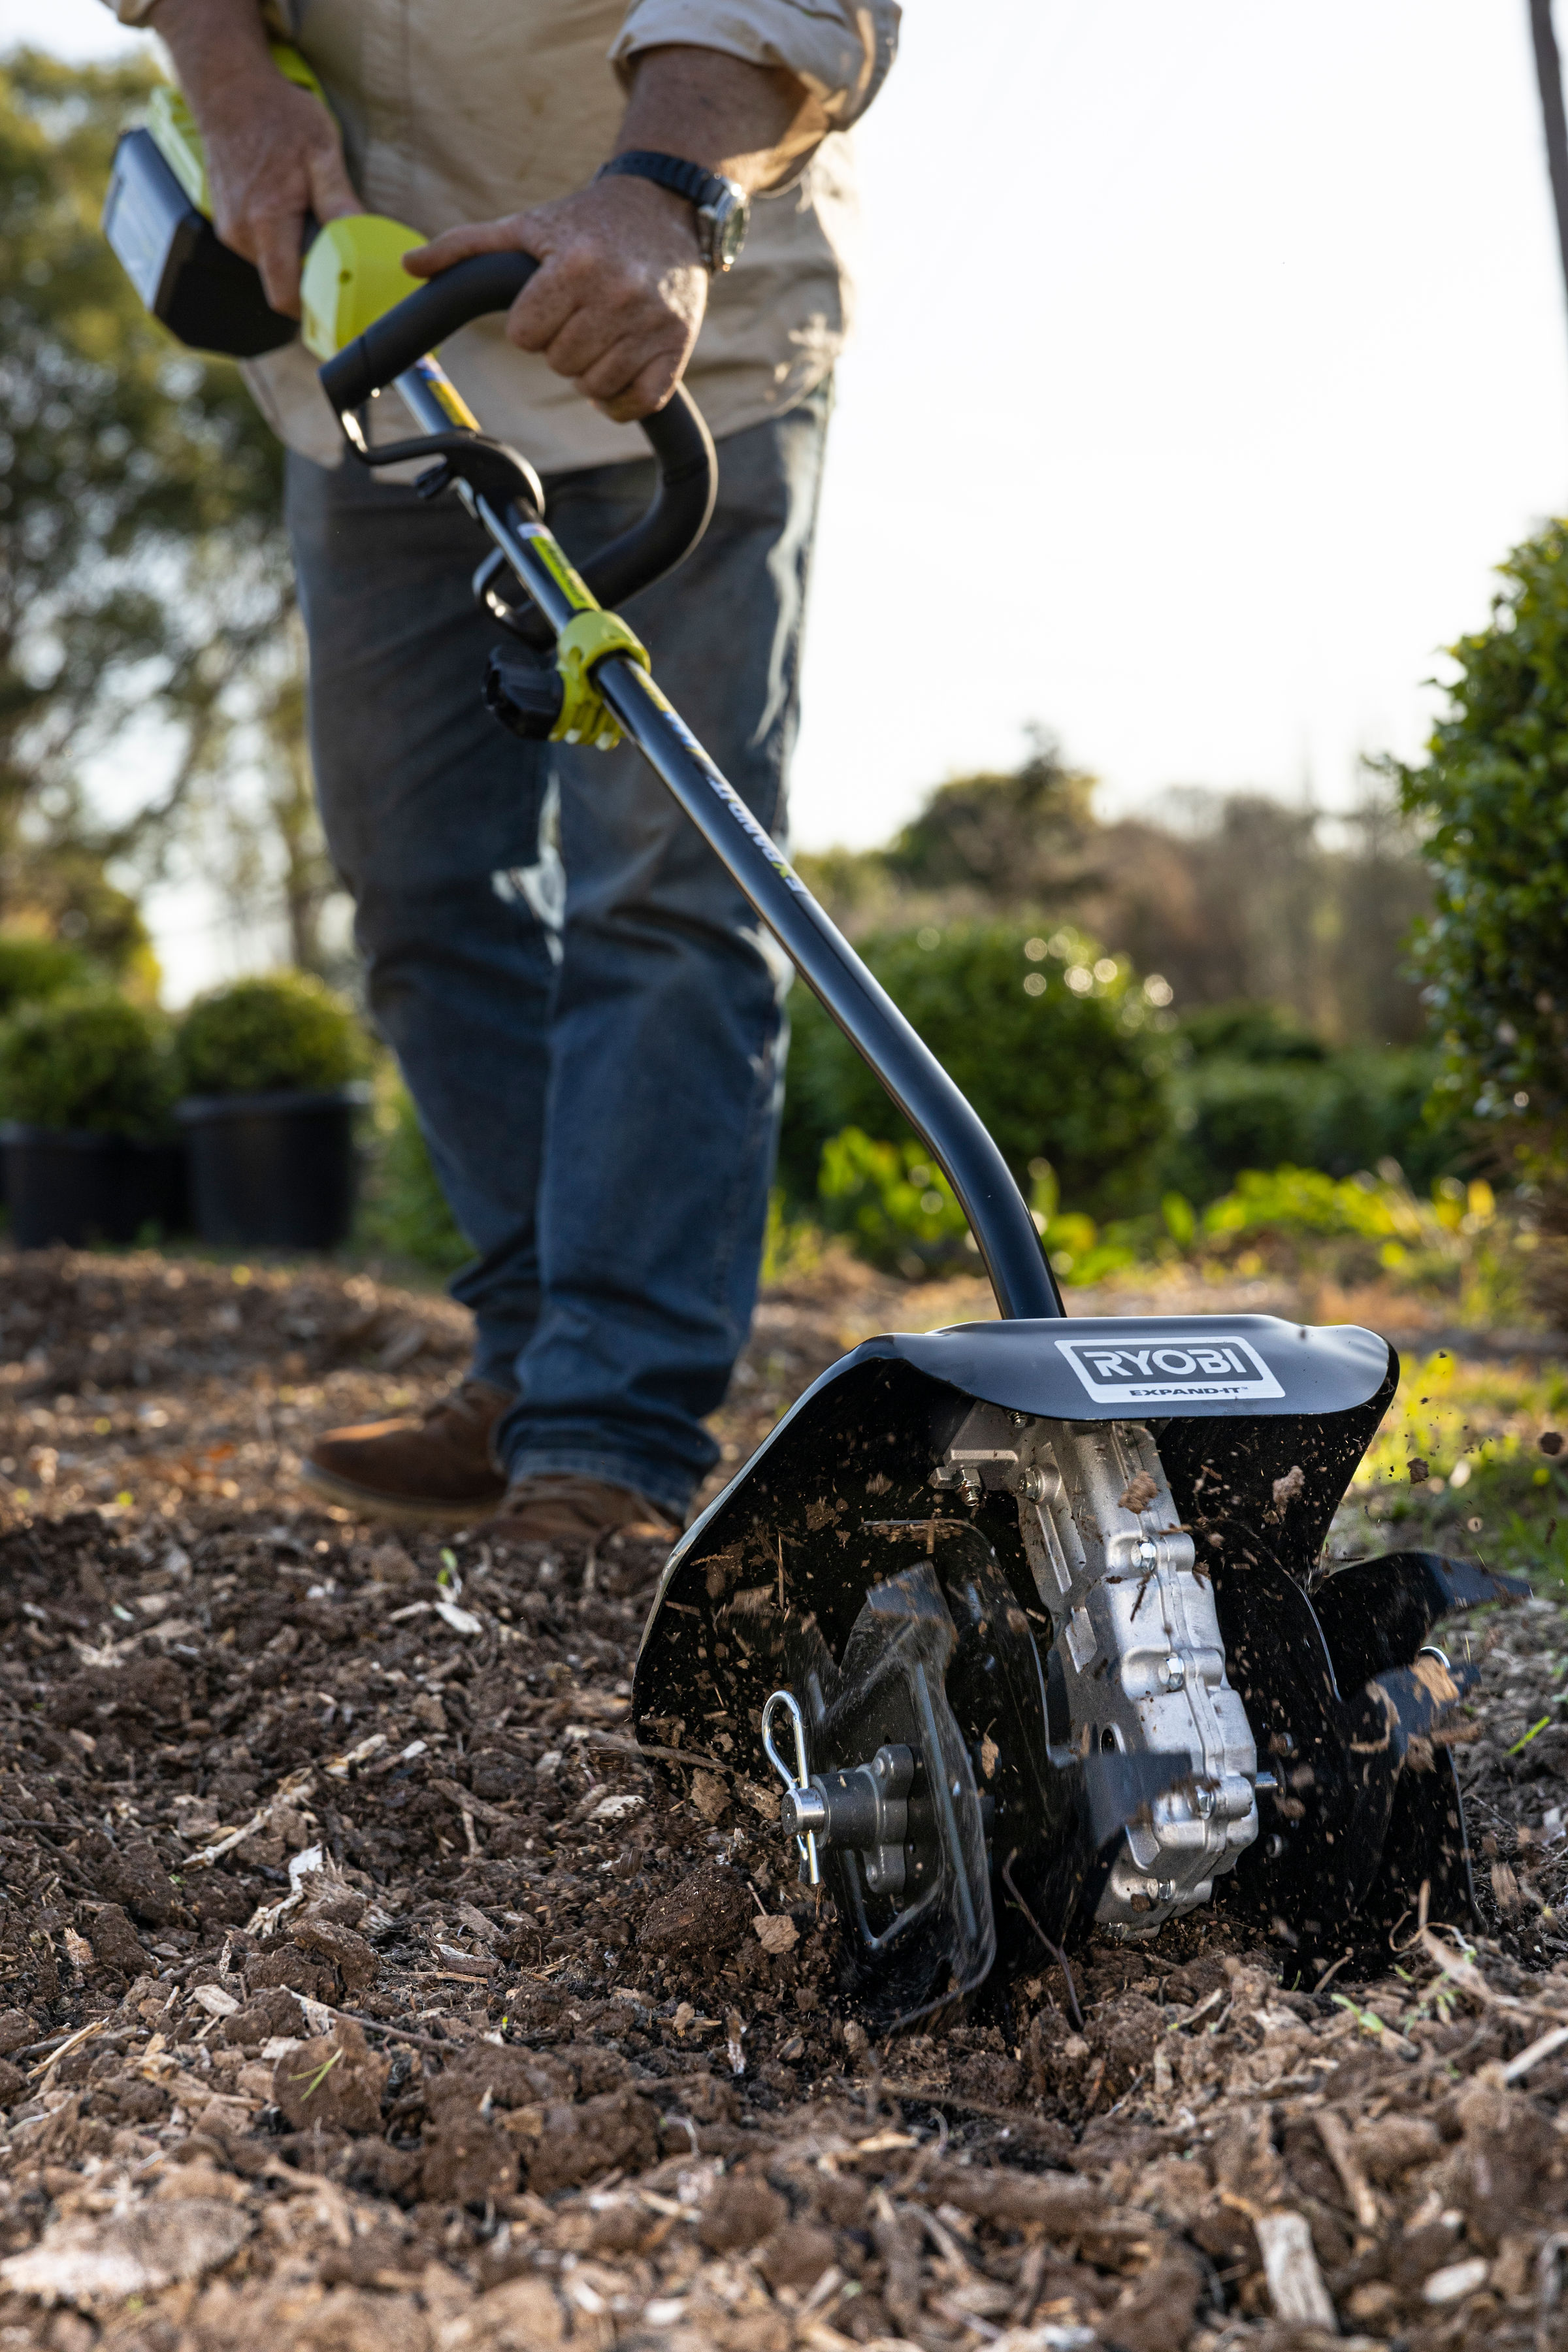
left=0, top=1249, right=1566, bottom=2351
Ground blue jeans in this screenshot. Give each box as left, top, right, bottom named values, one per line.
left=287, top=386, right=828, bottom=1516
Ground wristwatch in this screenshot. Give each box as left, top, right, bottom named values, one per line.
left=595, top=150, right=750, bottom=273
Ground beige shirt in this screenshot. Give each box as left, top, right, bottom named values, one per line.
left=114, top=0, right=898, bottom=472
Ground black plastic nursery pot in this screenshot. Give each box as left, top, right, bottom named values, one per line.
left=176, top=1085, right=366, bottom=1250
left=0, top=1124, right=186, bottom=1250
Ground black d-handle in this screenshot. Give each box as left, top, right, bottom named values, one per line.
left=318, top=250, right=717, bottom=608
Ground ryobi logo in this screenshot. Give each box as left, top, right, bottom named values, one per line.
left=1056, top=1331, right=1285, bottom=1405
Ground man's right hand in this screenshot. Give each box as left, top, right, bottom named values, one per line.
left=148, top=0, right=357, bottom=318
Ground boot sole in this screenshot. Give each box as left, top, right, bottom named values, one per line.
left=295, top=1459, right=506, bottom=1527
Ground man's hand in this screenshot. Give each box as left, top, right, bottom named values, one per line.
left=148, top=0, right=357, bottom=318
left=406, top=44, right=815, bottom=423
left=406, top=176, right=707, bottom=425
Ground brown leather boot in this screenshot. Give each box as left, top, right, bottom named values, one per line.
left=489, top=1471, right=679, bottom=1544
left=299, top=1379, right=513, bottom=1523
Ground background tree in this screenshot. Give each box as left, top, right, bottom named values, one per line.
left=0, top=48, right=343, bottom=979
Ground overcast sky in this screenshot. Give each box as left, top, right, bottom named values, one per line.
left=8, top=0, right=1568, bottom=985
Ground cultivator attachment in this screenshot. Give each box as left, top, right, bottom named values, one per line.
left=634, top=1316, right=1527, bottom=2016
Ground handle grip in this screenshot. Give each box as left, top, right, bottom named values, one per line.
left=319, top=250, right=717, bottom=608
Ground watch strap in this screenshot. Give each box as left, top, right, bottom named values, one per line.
left=596, top=150, right=731, bottom=212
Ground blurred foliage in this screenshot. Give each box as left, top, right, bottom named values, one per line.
left=356, top=1076, right=471, bottom=1275
left=0, top=50, right=335, bottom=975
left=1345, top=1346, right=1568, bottom=1588
left=815, top=1128, right=975, bottom=1275
left=1176, top=1002, right=1326, bottom=1064
left=780, top=920, right=1173, bottom=1220
left=798, top=733, right=1100, bottom=919
left=759, top=1188, right=825, bottom=1287
left=799, top=741, right=1433, bottom=1050
left=0, top=930, right=90, bottom=1015
left=1389, top=519, right=1568, bottom=1167
left=806, top=1107, right=1541, bottom=1325
left=0, top=989, right=175, bottom=1137
left=176, top=972, right=369, bottom=1098
left=1161, top=1043, right=1467, bottom=1203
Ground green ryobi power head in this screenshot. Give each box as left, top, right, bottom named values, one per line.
left=103, top=47, right=423, bottom=363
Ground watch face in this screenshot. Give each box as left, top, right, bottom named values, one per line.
left=701, top=183, right=749, bottom=272
left=716, top=195, right=749, bottom=268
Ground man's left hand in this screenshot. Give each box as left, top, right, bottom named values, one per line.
left=405, top=175, right=707, bottom=423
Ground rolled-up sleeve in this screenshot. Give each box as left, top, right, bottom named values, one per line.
left=610, top=0, right=899, bottom=130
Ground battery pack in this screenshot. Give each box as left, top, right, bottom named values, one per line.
left=102, top=126, right=297, bottom=359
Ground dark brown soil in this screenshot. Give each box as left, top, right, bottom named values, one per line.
left=0, top=1245, right=1565, bottom=2351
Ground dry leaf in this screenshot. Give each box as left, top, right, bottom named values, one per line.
left=752, top=1913, right=800, bottom=1955
left=689, top=1771, right=730, bottom=1824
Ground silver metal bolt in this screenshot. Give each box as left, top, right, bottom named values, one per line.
left=1158, top=1880, right=1176, bottom=1903
left=1159, top=1653, right=1186, bottom=1690
left=1138, top=1539, right=1158, bottom=1566
left=1017, top=1466, right=1048, bottom=1502
left=781, top=1786, right=828, bottom=1838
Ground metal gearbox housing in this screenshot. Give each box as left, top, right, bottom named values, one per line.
left=934, top=1403, right=1258, bottom=1933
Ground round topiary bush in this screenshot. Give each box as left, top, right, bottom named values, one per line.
left=0, top=992, right=176, bottom=1137
left=779, top=921, right=1174, bottom=1220
left=0, top=932, right=93, bottom=1017
left=176, top=972, right=370, bottom=1099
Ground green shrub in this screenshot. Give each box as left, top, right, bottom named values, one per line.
left=1161, top=1045, right=1467, bottom=1205
left=1390, top=518, right=1568, bottom=1158
left=1164, top=1061, right=1316, bottom=1198
left=0, top=933, right=92, bottom=1017
left=1177, top=1002, right=1326, bottom=1064
left=176, top=972, right=369, bottom=1098
left=357, top=1080, right=470, bottom=1273
left=779, top=922, right=1173, bottom=1220
left=0, top=992, right=176, bottom=1137
left=1203, top=1164, right=1422, bottom=1243
left=816, top=1128, right=973, bottom=1273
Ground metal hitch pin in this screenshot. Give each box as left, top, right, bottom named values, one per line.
left=761, top=1688, right=821, bottom=1887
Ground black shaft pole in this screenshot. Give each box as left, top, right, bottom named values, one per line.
left=1531, top=0, right=1568, bottom=325
left=394, top=378, right=1063, bottom=1323
left=597, top=656, right=1065, bottom=1324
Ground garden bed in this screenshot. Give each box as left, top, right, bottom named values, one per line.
left=0, top=1245, right=1563, bottom=2349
